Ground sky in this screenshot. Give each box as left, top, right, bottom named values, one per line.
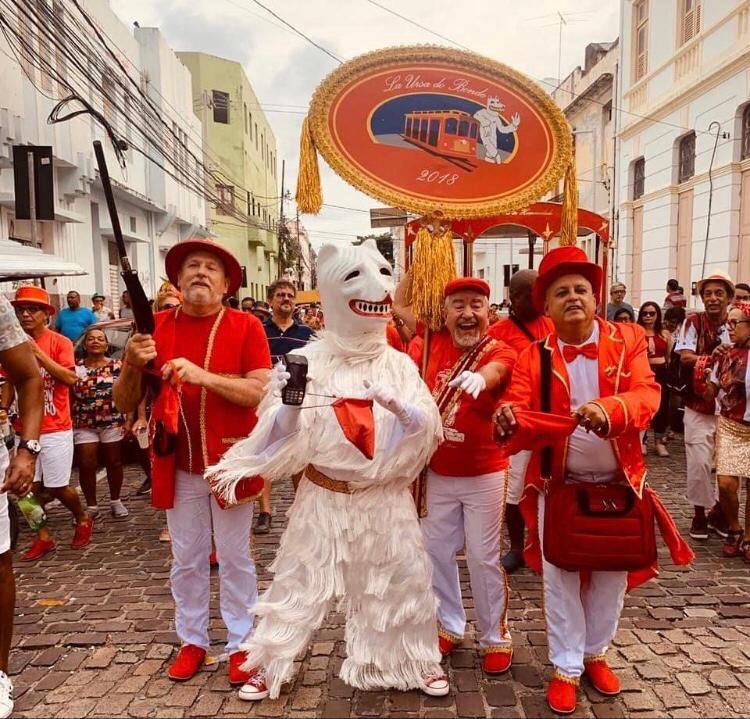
left=108, top=0, right=620, bottom=250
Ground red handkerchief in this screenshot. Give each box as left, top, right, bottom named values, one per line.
left=498, top=409, right=578, bottom=456
left=333, top=398, right=375, bottom=460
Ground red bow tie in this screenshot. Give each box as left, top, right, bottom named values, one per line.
left=562, top=342, right=598, bottom=363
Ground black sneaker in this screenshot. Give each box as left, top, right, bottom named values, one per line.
left=501, top=549, right=525, bottom=574
left=254, top=512, right=272, bottom=535
left=707, top=507, right=729, bottom=538
left=690, top=515, right=709, bottom=540
left=136, top=477, right=152, bottom=496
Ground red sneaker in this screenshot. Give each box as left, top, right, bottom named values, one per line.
left=238, top=670, right=269, bottom=701
left=20, top=538, right=56, bottom=562
left=547, top=675, right=578, bottom=715
left=482, top=649, right=513, bottom=675
left=228, top=651, right=254, bottom=686
left=209, top=552, right=219, bottom=567
left=168, top=644, right=206, bottom=681
left=583, top=657, right=621, bottom=695
left=438, top=635, right=459, bottom=657
left=71, top=518, right=94, bottom=549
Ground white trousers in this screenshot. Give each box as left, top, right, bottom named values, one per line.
left=166, top=470, right=257, bottom=652
left=421, top=470, right=511, bottom=648
left=506, top=450, right=531, bottom=506
left=538, top=495, right=627, bottom=678
left=684, top=407, right=718, bottom=509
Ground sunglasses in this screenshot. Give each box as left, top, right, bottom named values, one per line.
left=641, top=311, right=656, bottom=317
left=14, top=304, right=44, bottom=315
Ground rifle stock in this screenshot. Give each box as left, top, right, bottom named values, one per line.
left=93, top=141, right=154, bottom=336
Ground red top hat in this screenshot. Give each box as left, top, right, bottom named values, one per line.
left=165, top=240, right=243, bottom=297
left=444, top=277, right=491, bottom=299
left=12, top=286, right=56, bottom=315
left=532, top=246, right=603, bottom=314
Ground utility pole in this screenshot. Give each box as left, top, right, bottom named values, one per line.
left=557, top=11, right=567, bottom=87
left=277, top=159, right=285, bottom=279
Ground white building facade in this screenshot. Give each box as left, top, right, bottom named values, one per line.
left=0, top=0, right=207, bottom=309
left=617, top=0, right=750, bottom=308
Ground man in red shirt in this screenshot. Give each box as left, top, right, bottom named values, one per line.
left=114, top=240, right=271, bottom=686
left=413, top=278, right=517, bottom=675
left=489, top=270, right=554, bottom=572
left=5, top=287, right=93, bottom=561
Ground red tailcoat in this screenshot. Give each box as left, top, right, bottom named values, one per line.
left=502, top=317, right=692, bottom=588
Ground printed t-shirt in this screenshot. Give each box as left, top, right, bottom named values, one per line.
left=72, top=359, right=125, bottom=430
left=417, top=329, right=516, bottom=477
left=710, top=347, right=750, bottom=425
left=13, top=330, right=74, bottom=434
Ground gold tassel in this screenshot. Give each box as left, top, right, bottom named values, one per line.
left=295, top=116, right=323, bottom=214
left=409, top=225, right=457, bottom=331
left=558, top=153, right=578, bottom=246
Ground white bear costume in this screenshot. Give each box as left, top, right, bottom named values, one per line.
left=209, top=240, right=445, bottom=698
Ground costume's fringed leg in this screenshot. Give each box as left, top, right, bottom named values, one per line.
left=339, top=510, right=443, bottom=691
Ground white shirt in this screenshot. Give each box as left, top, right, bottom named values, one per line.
left=557, top=322, right=619, bottom=477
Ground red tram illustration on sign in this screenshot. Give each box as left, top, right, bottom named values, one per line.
left=402, top=110, right=480, bottom=168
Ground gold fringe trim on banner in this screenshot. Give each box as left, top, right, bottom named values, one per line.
left=295, top=116, right=323, bottom=214
left=409, top=225, right=457, bottom=331
left=558, top=151, right=578, bottom=246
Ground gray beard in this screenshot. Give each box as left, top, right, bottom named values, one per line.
left=453, top=329, right=481, bottom=349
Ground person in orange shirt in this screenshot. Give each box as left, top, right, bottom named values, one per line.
left=413, top=278, right=517, bottom=676
left=488, top=269, right=553, bottom=572
left=6, top=287, right=93, bottom=561
left=494, top=247, right=692, bottom=714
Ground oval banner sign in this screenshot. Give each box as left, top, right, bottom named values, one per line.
left=308, top=46, right=572, bottom=219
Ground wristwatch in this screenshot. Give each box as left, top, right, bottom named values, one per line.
left=17, top=439, right=42, bottom=457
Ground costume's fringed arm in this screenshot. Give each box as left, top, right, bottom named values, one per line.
left=207, top=368, right=311, bottom=501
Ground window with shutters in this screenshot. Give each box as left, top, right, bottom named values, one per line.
left=216, top=185, right=234, bottom=215
left=212, top=90, right=229, bottom=124
left=678, top=132, right=696, bottom=183
left=633, top=0, right=648, bottom=81
left=742, top=106, right=750, bottom=160
left=680, top=0, right=702, bottom=46
left=633, top=157, right=645, bottom=200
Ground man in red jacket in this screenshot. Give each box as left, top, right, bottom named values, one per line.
left=114, top=240, right=271, bottom=686
left=494, top=246, right=691, bottom=714
left=489, top=270, right=553, bottom=572
left=413, top=278, right=517, bottom=675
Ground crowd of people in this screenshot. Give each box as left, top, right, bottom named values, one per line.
left=0, top=236, right=747, bottom=717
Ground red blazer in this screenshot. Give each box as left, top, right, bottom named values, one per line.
left=500, top=318, right=692, bottom=586
left=503, top=317, right=660, bottom=498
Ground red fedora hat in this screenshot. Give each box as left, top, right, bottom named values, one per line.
left=12, top=285, right=56, bottom=315
left=532, top=246, right=603, bottom=314
left=165, top=239, right=242, bottom=296
left=444, top=277, right=491, bottom=299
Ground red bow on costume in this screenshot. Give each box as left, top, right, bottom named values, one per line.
left=332, top=398, right=375, bottom=460
left=562, top=343, right=598, bottom=363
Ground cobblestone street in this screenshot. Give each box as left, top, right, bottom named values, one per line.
left=9, top=441, right=750, bottom=718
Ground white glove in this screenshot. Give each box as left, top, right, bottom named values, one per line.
left=269, top=363, right=300, bottom=436
left=448, top=370, right=487, bottom=399
left=363, top=380, right=425, bottom=433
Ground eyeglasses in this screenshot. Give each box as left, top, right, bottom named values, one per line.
left=727, top=319, right=750, bottom=328
left=274, top=293, right=295, bottom=300
left=14, top=304, right=43, bottom=315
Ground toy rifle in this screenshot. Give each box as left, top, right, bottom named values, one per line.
left=92, top=140, right=154, bottom=335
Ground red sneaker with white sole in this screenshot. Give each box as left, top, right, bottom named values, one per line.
left=238, top=670, right=269, bottom=701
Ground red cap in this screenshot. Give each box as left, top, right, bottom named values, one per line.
left=532, top=246, right=603, bottom=313
left=443, top=277, right=491, bottom=299
left=12, top=285, right=56, bottom=315
left=165, top=239, right=243, bottom=296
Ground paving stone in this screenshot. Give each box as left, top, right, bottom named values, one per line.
left=676, top=672, right=712, bottom=695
